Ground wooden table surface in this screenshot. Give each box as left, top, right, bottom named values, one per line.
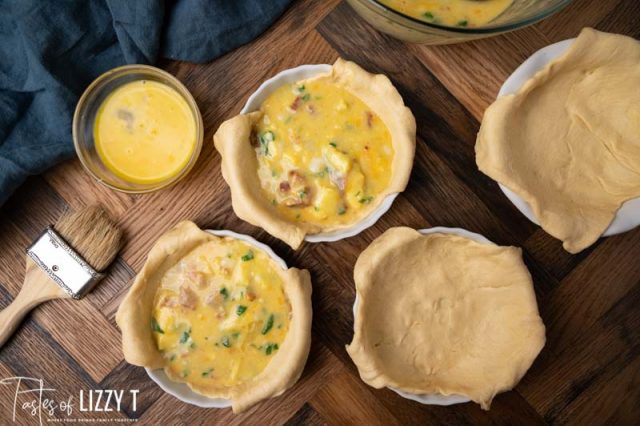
left=1, top=0, right=639, bottom=424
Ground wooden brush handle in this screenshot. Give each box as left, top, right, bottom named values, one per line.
left=0, top=257, right=68, bottom=347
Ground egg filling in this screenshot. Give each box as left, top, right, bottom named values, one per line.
left=379, top=0, right=513, bottom=27
left=94, top=80, right=197, bottom=185
left=151, top=238, right=290, bottom=388
left=254, top=80, right=394, bottom=227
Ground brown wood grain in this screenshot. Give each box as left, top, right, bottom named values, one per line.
left=1, top=0, right=639, bottom=424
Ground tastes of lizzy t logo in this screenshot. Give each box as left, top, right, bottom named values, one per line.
left=0, top=376, right=139, bottom=424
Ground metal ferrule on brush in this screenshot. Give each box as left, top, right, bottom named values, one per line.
left=26, top=227, right=104, bottom=299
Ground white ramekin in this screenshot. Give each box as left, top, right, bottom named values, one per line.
left=241, top=64, right=400, bottom=243
left=145, top=229, right=288, bottom=408
left=352, top=226, right=496, bottom=406
left=497, top=39, right=640, bottom=237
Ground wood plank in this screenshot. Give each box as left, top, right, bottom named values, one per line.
left=31, top=298, right=123, bottom=383
left=536, top=0, right=625, bottom=40
left=284, top=403, right=328, bottom=426
left=44, top=159, right=135, bottom=219
left=87, top=257, right=135, bottom=315
left=309, top=368, right=401, bottom=426
left=542, top=227, right=640, bottom=351
left=518, top=296, right=639, bottom=421
left=407, top=26, right=551, bottom=120
left=2, top=176, right=68, bottom=239
left=523, top=229, right=597, bottom=283
left=0, top=362, right=36, bottom=426
left=555, top=355, right=640, bottom=425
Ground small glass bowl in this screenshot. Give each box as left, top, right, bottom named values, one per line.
left=73, top=64, right=203, bottom=193
left=346, top=0, right=573, bottom=44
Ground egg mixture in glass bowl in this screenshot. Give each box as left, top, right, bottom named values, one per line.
left=73, top=65, right=203, bottom=193
left=346, top=0, right=573, bottom=44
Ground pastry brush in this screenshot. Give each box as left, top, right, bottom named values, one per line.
left=0, top=205, right=123, bottom=347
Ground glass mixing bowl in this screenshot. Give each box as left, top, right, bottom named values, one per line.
left=73, top=65, right=203, bottom=193
left=346, top=0, right=573, bottom=44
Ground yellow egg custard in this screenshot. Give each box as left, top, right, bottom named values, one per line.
left=116, top=222, right=312, bottom=413
left=152, top=238, right=290, bottom=388
left=94, top=80, right=197, bottom=184
left=254, top=80, right=393, bottom=226
left=379, top=0, right=513, bottom=27
left=214, top=59, right=416, bottom=249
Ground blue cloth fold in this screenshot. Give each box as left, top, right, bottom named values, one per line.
left=0, top=0, right=292, bottom=205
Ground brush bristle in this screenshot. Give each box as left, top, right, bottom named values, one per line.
left=54, top=205, right=123, bottom=271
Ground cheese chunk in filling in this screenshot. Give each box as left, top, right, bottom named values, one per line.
left=151, top=238, right=290, bottom=388
left=254, top=80, right=394, bottom=227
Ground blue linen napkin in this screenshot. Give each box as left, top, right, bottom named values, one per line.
left=0, top=0, right=292, bottom=205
